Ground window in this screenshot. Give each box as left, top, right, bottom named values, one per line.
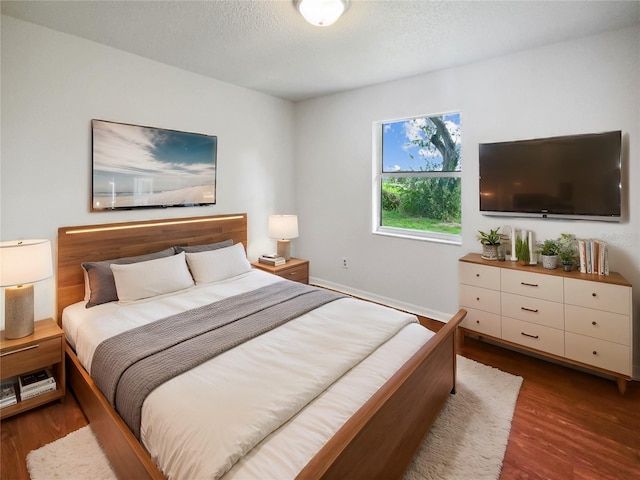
left=373, top=112, right=461, bottom=243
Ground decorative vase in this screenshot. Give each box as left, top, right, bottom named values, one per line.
left=481, top=244, right=499, bottom=260
left=562, top=261, right=573, bottom=272
left=541, top=255, right=558, bottom=270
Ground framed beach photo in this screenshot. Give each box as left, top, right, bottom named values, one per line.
left=91, top=119, right=217, bottom=211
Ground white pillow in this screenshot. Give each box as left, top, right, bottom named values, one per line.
left=110, top=251, right=194, bottom=303
left=185, top=243, right=252, bottom=285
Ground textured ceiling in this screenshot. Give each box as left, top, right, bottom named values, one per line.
left=2, top=0, right=639, bottom=102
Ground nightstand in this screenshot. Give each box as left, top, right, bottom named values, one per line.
left=1, top=318, right=66, bottom=419
left=252, top=257, right=309, bottom=284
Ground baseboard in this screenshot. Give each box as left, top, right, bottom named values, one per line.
left=309, top=276, right=454, bottom=323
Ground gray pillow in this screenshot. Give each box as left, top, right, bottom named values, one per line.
left=82, top=247, right=175, bottom=308
left=173, top=239, right=233, bottom=254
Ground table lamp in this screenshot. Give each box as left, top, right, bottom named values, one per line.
left=268, top=215, right=298, bottom=261
left=0, top=239, right=53, bottom=339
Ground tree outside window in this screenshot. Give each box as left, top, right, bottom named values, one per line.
left=375, top=112, right=461, bottom=243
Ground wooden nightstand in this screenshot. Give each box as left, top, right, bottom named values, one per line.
left=1, top=318, right=66, bottom=419
left=252, top=257, right=309, bottom=284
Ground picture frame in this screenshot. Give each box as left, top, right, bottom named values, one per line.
left=91, top=119, right=217, bottom=211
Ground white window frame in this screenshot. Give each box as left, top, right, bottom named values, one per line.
left=372, top=115, right=462, bottom=245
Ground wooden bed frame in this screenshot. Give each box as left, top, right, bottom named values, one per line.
left=57, top=213, right=466, bottom=480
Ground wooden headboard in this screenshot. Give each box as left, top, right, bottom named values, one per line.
left=57, top=214, right=248, bottom=323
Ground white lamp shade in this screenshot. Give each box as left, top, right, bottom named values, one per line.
left=268, top=215, right=299, bottom=240
left=0, top=239, right=53, bottom=287
left=296, top=0, right=348, bottom=27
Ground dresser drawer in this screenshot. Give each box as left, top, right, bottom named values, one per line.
left=502, top=317, right=564, bottom=356
left=501, top=292, right=564, bottom=329
left=501, top=269, right=563, bottom=302
left=565, top=305, right=630, bottom=345
left=459, top=284, right=501, bottom=315
left=461, top=308, right=502, bottom=338
left=565, top=332, right=630, bottom=375
left=459, top=262, right=500, bottom=290
left=564, top=278, right=630, bottom=315
left=0, top=337, right=62, bottom=379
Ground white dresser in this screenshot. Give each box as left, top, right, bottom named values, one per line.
left=458, top=253, right=633, bottom=393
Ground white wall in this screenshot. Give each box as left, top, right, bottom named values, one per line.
left=294, top=26, right=640, bottom=374
left=1, top=15, right=296, bottom=324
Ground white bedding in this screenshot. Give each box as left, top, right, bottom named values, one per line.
left=63, top=270, right=434, bottom=480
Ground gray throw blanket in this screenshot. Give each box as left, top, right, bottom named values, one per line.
left=91, top=281, right=345, bottom=438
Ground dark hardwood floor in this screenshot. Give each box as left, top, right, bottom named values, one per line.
left=1, top=333, right=638, bottom=480
left=458, top=336, right=640, bottom=480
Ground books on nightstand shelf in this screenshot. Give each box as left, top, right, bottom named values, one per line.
left=259, top=254, right=286, bottom=266
left=18, top=369, right=57, bottom=400
left=1, top=379, right=17, bottom=408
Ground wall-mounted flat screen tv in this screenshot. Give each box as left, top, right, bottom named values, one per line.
left=92, top=119, right=217, bottom=211
left=479, top=130, right=621, bottom=222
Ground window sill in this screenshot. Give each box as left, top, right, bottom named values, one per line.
left=373, top=227, right=462, bottom=246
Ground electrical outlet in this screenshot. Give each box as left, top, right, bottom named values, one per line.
left=342, top=257, right=348, bottom=269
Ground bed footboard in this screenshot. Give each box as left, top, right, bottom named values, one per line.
left=296, top=308, right=467, bottom=480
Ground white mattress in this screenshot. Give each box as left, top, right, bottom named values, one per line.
left=63, top=270, right=434, bottom=479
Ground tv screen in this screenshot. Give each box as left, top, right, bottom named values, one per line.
left=479, top=130, right=621, bottom=221
left=92, top=119, right=217, bottom=211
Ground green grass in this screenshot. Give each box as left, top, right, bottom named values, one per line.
left=382, top=210, right=461, bottom=235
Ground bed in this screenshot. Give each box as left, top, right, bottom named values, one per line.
left=57, top=213, right=466, bottom=480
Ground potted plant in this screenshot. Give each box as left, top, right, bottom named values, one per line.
left=536, top=239, right=560, bottom=270
left=557, top=233, right=577, bottom=272
left=477, top=228, right=501, bottom=260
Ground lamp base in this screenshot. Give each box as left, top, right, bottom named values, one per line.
left=4, top=284, right=35, bottom=339
left=276, top=239, right=291, bottom=261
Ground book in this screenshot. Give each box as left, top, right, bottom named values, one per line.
left=578, top=239, right=586, bottom=273
left=598, top=240, right=608, bottom=275
left=259, top=255, right=286, bottom=266
left=19, top=369, right=55, bottom=393
left=1, top=397, right=17, bottom=408
left=1, top=380, right=17, bottom=407
left=20, top=381, right=57, bottom=400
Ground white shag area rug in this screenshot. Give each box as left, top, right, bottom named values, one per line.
left=404, top=356, right=523, bottom=480
left=26, top=424, right=116, bottom=480
left=27, top=356, right=522, bottom=480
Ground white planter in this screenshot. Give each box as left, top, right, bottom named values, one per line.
left=541, top=255, right=558, bottom=270
left=481, top=244, right=499, bottom=260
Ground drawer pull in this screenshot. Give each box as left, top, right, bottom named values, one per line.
left=520, top=282, right=539, bottom=287
left=0, top=344, right=39, bottom=357
left=592, top=321, right=597, bottom=326
left=521, top=332, right=539, bottom=339
left=592, top=292, right=597, bottom=297
left=476, top=320, right=480, bottom=324
left=476, top=273, right=480, bottom=277
left=592, top=350, right=598, bottom=356
left=520, top=307, right=539, bottom=313
left=476, top=297, right=480, bottom=301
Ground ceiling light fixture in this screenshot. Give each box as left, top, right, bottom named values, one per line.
left=295, top=0, right=349, bottom=27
